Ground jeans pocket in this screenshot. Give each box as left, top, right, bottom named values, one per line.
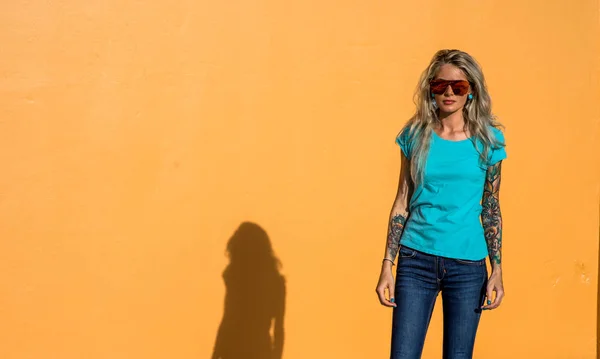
left=453, top=258, right=486, bottom=266
left=399, top=246, right=417, bottom=258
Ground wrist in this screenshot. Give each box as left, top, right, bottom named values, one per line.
left=382, top=258, right=395, bottom=269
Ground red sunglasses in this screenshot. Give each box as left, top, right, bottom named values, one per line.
left=429, top=79, right=471, bottom=96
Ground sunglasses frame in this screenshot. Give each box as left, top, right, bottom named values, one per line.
left=429, top=79, right=471, bottom=96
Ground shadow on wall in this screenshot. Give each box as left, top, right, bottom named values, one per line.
left=211, top=222, right=286, bottom=359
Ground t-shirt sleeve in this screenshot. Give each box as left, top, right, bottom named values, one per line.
left=395, top=128, right=413, bottom=159
left=487, top=127, right=507, bottom=166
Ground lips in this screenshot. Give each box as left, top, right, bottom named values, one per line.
left=443, top=100, right=456, bottom=105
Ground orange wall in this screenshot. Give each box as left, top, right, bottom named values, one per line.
left=0, top=1, right=599, bottom=358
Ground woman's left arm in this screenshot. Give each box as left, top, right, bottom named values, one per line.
left=481, top=161, right=505, bottom=310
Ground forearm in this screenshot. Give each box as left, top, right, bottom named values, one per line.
left=383, top=152, right=412, bottom=267
left=384, top=208, right=409, bottom=264
left=483, top=209, right=502, bottom=272
left=482, top=161, right=503, bottom=272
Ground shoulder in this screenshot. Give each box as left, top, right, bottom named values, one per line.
left=485, top=125, right=507, bottom=165
left=396, top=126, right=411, bottom=144
left=395, top=126, right=415, bottom=159
left=488, top=125, right=505, bottom=144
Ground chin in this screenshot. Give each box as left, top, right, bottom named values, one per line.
left=439, top=105, right=460, bottom=113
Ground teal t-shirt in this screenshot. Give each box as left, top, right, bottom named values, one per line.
left=395, top=126, right=507, bottom=261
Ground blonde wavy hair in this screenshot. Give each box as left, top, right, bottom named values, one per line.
left=401, top=49, right=504, bottom=184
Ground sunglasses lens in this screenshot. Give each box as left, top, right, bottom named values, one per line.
left=430, top=80, right=470, bottom=96
left=451, top=82, right=469, bottom=95
left=430, top=81, right=448, bottom=94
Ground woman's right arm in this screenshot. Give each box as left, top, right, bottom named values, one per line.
left=375, top=152, right=413, bottom=307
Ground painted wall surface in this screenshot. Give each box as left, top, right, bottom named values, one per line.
left=0, top=1, right=599, bottom=358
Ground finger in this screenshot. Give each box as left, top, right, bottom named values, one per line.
left=375, top=287, right=386, bottom=305
left=482, top=287, right=505, bottom=310
left=376, top=286, right=395, bottom=307
left=488, top=290, right=504, bottom=309
left=389, top=283, right=396, bottom=307
left=481, top=286, right=494, bottom=310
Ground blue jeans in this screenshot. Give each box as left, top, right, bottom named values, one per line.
left=390, top=246, right=488, bottom=359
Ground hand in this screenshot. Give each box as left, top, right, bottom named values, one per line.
left=482, top=270, right=504, bottom=310
left=375, top=265, right=397, bottom=307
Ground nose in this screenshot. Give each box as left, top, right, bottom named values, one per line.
left=444, top=84, right=454, bottom=96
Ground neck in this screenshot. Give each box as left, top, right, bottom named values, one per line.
left=437, top=110, right=465, bottom=132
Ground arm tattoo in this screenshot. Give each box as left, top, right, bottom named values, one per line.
left=386, top=214, right=407, bottom=260
left=482, top=162, right=503, bottom=265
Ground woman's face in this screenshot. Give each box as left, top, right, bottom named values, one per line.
left=432, top=64, right=471, bottom=114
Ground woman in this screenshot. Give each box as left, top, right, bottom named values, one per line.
left=375, top=49, right=506, bottom=359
